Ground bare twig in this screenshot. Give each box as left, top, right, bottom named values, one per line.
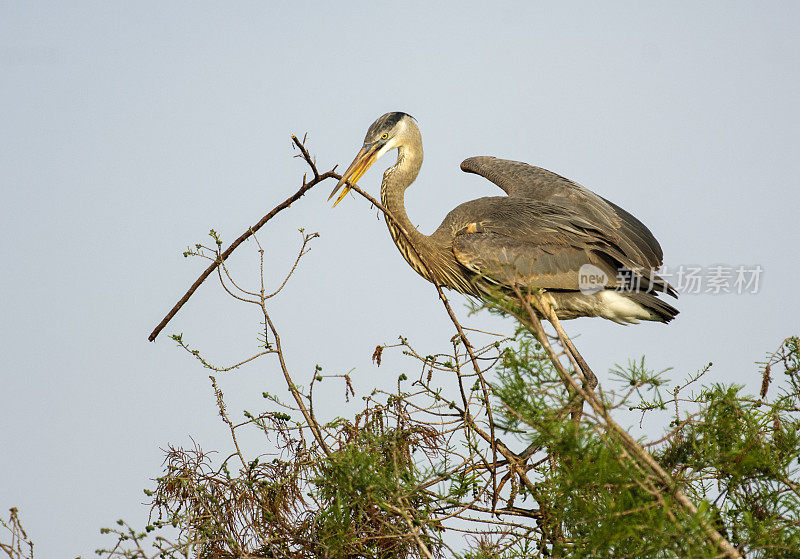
left=147, top=135, right=337, bottom=342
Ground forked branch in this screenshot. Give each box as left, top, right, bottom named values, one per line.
left=147, top=135, right=338, bottom=342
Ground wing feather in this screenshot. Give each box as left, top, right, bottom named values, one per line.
left=443, top=197, right=674, bottom=296
left=452, top=233, right=617, bottom=291
left=460, top=156, right=666, bottom=271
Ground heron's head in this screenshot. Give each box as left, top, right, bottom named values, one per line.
left=329, top=112, right=420, bottom=207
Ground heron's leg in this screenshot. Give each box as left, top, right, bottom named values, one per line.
left=510, top=287, right=586, bottom=421
left=533, top=293, right=599, bottom=423
left=534, top=294, right=598, bottom=391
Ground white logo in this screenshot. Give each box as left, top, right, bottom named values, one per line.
left=578, top=264, right=608, bottom=294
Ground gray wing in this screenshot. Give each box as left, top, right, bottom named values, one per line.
left=460, top=156, right=664, bottom=270
left=452, top=233, right=618, bottom=291
left=461, top=156, right=579, bottom=200
left=443, top=197, right=672, bottom=295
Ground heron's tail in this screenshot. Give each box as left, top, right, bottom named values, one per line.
left=620, top=291, right=679, bottom=323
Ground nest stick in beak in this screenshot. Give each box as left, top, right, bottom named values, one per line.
left=329, top=144, right=380, bottom=207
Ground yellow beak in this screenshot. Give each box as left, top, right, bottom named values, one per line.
left=328, top=143, right=380, bottom=207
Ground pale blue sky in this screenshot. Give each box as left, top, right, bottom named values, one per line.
left=2, top=2, right=798, bottom=555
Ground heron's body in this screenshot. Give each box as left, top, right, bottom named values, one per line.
left=331, top=112, right=678, bottom=324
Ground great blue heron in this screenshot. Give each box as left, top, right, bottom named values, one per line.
left=329, top=112, right=678, bottom=324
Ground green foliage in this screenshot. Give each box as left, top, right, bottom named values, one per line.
left=490, top=334, right=800, bottom=558
left=312, top=425, right=433, bottom=557
left=12, top=226, right=796, bottom=559
left=657, top=381, right=800, bottom=556
left=8, top=324, right=798, bottom=558
left=492, top=331, right=572, bottom=441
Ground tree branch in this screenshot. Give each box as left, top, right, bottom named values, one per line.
left=147, top=135, right=338, bottom=342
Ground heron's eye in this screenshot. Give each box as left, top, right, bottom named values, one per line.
left=381, top=133, right=388, bottom=140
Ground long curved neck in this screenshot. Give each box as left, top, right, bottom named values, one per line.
left=380, top=139, right=433, bottom=280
